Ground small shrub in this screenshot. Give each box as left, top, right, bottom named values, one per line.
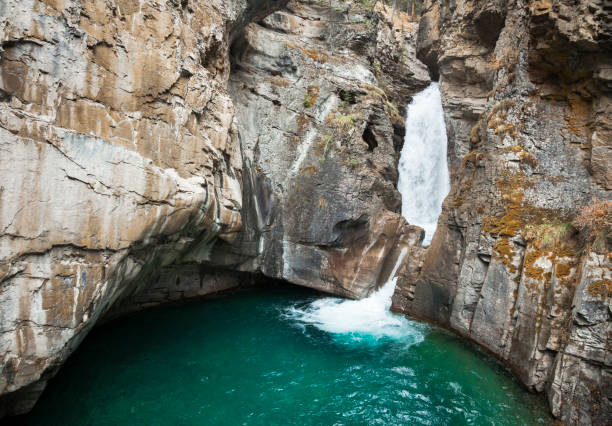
left=334, top=114, right=357, bottom=128
left=303, top=85, right=320, bottom=108
left=340, top=90, right=355, bottom=104
left=573, top=198, right=612, bottom=249
left=372, top=60, right=381, bottom=73
left=524, top=221, right=573, bottom=249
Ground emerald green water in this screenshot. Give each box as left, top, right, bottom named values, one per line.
left=18, top=285, right=551, bottom=425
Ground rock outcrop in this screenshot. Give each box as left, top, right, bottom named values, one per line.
left=0, top=0, right=288, bottom=415
left=226, top=0, right=429, bottom=298
left=392, top=0, right=612, bottom=424
left=0, top=0, right=428, bottom=416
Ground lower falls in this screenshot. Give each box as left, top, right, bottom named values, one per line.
left=14, top=85, right=552, bottom=425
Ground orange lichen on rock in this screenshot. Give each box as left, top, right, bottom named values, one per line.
left=520, top=151, right=538, bottom=168
left=493, top=237, right=518, bottom=274
left=299, top=164, right=317, bottom=176
left=565, top=95, right=591, bottom=136
left=523, top=248, right=546, bottom=281
left=586, top=279, right=612, bottom=298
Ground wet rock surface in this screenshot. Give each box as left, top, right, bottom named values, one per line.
left=227, top=0, right=429, bottom=298
left=0, top=0, right=428, bottom=415
left=392, top=0, right=612, bottom=424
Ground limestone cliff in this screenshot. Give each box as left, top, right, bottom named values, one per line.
left=0, top=0, right=428, bottom=416
left=0, top=0, right=285, bottom=415
left=226, top=0, right=429, bottom=298
left=392, top=0, right=612, bottom=424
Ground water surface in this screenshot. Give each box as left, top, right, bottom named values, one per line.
left=19, top=285, right=551, bottom=425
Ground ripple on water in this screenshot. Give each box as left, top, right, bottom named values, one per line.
left=19, top=286, right=552, bottom=426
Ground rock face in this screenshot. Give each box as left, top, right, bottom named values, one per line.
left=0, top=0, right=428, bottom=416
left=392, top=0, right=612, bottom=424
left=227, top=0, right=429, bottom=298
left=0, top=0, right=287, bottom=415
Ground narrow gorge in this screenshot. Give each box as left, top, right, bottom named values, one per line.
left=0, top=0, right=610, bottom=424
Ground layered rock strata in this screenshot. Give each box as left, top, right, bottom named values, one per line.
left=0, top=0, right=428, bottom=416
left=392, top=1, right=612, bottom=424
left=0, top=0, right=289, bottom=415
left=226, top=0, right=429, bottom=297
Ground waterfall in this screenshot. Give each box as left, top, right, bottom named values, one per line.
left=398, top=83, right=450, bottom=245
left=285, top=248, right=425, bottom=344
left=285, top=83, right=448, bottom=342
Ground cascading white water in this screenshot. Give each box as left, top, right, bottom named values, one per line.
left=285, top=248, right=425, bottom=344
left=398, top=82, right=450, bottom=245
left=285, top=83, right=449, bottom=342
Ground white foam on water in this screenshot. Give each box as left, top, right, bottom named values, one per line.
left=286, top=83, right=449, bottom=343
left=285, top=249, right=425, bottom=344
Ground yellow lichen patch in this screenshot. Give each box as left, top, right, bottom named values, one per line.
left=493, top=238, right=518, bottom=274
left=270, top=75, right=290, bottom=87
left=483, top=207, right=523, bottom=236
left=523, top=249, right=547, bottom=282
left=586, top=279, right=612, bottom=298
left=299, top=165, right=317, bottom=176
left=553, top=260, right=577, bottom=288
left=299, top=47, right=328, bottom=63
left=285, top=41, right=329, bottom=63
left=318, top=197, right=328, bottom=208
left=555, top=262, right=572, bottom=278
left=483, top=172, right=536, bottom=238
left=519, top=151, right=538, bottom=168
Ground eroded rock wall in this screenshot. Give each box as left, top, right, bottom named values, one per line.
left=226, top=0, right=429, bottom=298
left=0, top=0, right=430, bottom=416
left=0, top=0, right=289, bottom=415
left=392, top=0, right=612, bottom=424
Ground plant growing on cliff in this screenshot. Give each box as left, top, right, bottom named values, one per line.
left=524, top=221, right=573, bottom=250
left=573, top=198, right=612, bottom=251
left=333, top=114, right=357, bottom=128
left=319, top=135, right=334, bottom=163
left=372, top=59, right=381, bottom=73
left=303, top=85, right=320, bottom=108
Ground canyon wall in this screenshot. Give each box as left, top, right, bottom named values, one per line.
left=0, top=0, right=285, bottom=415
left=392, top=0, right=611, bottom=424
left=0, top=0, right=428, bottom=416
left=226, top=1, right=429, bottom=298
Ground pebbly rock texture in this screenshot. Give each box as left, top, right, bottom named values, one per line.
left=226, top=0, right=429, bottom=298
left=392, top=0, right=612, bottom=424
left=0, top=0, right=429, bottom=417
